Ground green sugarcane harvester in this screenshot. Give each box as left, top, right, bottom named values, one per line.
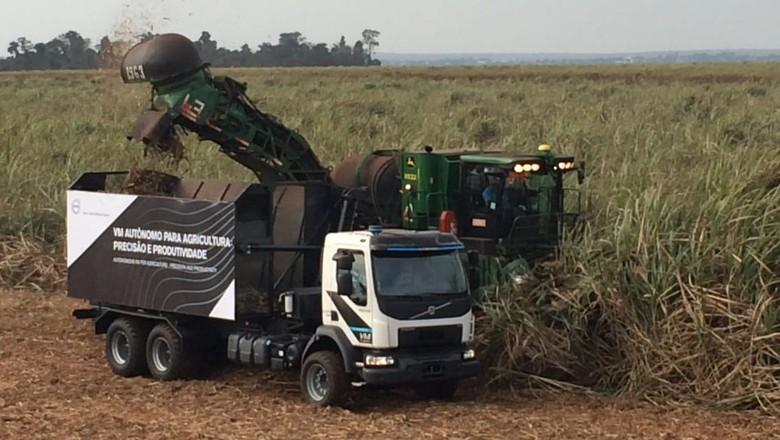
left=122, top=34, right=584, bottom=291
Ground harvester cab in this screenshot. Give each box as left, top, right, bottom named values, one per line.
left=457, top=145, right=583, bottom=260
left=399, top=145, right=584, bottom=268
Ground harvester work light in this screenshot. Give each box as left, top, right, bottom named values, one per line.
left=513, top=162, right=543, bottom=174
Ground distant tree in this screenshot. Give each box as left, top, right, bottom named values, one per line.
left=60, top=31, right=89, bottom=67
left=195, top=31, right=218, bottom=61
left=239, top=43, right=252, bottom=66
left=276, top=32, right=307, bottom=66
left=32, top=42, right=48, bottom=68
left=7, top=41, right=19, bottom=57
left=336, top=35, right=348, bottom=50
left=0, top=29, right=383, bottom=71
left=310, top=43, right=332, bottom=66
left=98, top=36, right=111, bottom=53
left=352, top=41, right=365, bottom=65
left=97, top=36, right=118, bottom=67
left=332, top=35, right=352, bottom=65
left=361, top=29, right=380, bottom=60
left=279, top=32, right=304, bottom=48
left=16, top=37, right=32, bottom=54
left=45, top=38, right=67, bottom=59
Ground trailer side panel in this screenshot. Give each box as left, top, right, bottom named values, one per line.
left=67, top=189, right=236, bottom=320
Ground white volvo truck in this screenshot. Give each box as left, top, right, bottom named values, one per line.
left=69, top=172, right=480, bottom=406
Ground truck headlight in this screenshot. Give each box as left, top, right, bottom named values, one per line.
left=463, top=349, right=476, bottom=360
left=365, top=354, right=395, bottom=367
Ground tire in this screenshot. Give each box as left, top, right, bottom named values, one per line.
left=105, top=317, right=149, bottom=377
left=416, top=379, right=459, bottom=400
left=145, top=322, right=194, bottom=381
left=300, top=351, right=349, bottom=406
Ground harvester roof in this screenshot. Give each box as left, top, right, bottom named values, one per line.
left=459, top=153, right=547, bottom=166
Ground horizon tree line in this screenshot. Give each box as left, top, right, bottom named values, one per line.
left=1, top=29, right=381, bottom=71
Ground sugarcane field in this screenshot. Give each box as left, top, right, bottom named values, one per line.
left=3, top=2, right=780, bottom=439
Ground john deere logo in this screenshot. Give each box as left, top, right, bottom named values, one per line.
left=406, top=156, right=416, bottom=168
left=71, top=199, right=81, bottom=215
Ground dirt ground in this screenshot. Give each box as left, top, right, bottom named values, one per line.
left=0, top=289, right=778, bottom=440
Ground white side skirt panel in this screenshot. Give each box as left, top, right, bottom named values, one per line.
left=208, top=280, right=236, bottom=320
left=66, top=190, right=137, bottom=267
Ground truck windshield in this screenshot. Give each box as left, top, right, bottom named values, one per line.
left=372, top=250, right=467, bottom=297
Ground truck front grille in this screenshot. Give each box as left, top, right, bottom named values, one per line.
left=398, top=325, right=461, bottom=348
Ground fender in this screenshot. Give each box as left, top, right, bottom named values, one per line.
left=302, top=325, right=359, bottom=373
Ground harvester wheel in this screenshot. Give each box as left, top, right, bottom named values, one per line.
left=300, top=351, right=349, bottom=406
left=415, top=379, right=459, bottom=400
left=145, top=323, right=193, bottom=381
left=105, top=317, right=149, bottom=377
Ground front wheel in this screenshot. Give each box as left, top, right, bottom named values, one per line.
left=300, top=351, right=349, bottom=406
left=416, top=379, right=459, bottom=400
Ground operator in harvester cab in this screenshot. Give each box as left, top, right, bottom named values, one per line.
left=481, top=174, right=506, bottom=208
left=481, top=170, right=532, bottom=235
left=504, top=170, right=530, bottom=216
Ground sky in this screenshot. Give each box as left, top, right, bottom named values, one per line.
left=3, top=0, right=780, bottom=54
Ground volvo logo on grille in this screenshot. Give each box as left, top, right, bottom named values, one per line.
left=410, top=301, right=452, bottom=320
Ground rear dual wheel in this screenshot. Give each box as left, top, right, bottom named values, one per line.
left=105, top=318, right=194, bottom=380
left=145, top=323, right=195, bottom=381
left=105, top=317, right=149, bottom=377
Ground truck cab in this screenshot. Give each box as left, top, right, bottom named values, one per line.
left=300, top=227, right=479, bottom=405
left=301, top=227, right=479, bottom=403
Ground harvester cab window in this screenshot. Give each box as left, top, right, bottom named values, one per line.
left=466, top=168, right=507, bottom=213
left=336, top=250, right=368, bottom=306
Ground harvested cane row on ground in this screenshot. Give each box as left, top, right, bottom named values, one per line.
left=0, top=235, right=65, bottom=291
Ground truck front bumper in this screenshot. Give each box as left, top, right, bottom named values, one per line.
left=358, top=349, right=480, bottom=386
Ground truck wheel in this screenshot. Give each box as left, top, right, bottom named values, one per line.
left=416, top=379, right=459, bottom=400
left=145, top=323, right=193, bottom=381
left=300, top=351, right=348, bottom=406
left=105, top=317, right=149, bottom=377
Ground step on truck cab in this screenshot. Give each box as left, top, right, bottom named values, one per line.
left=69, top=172, right=479, bottom=406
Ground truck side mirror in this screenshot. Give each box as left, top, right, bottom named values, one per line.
left=333, top=252, right=354, bottom=271
left=577, top=162, right=586, bottom=185
left=467, top=251, right=480, bottom=290
left=336, top=271, right=353, bottom=296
